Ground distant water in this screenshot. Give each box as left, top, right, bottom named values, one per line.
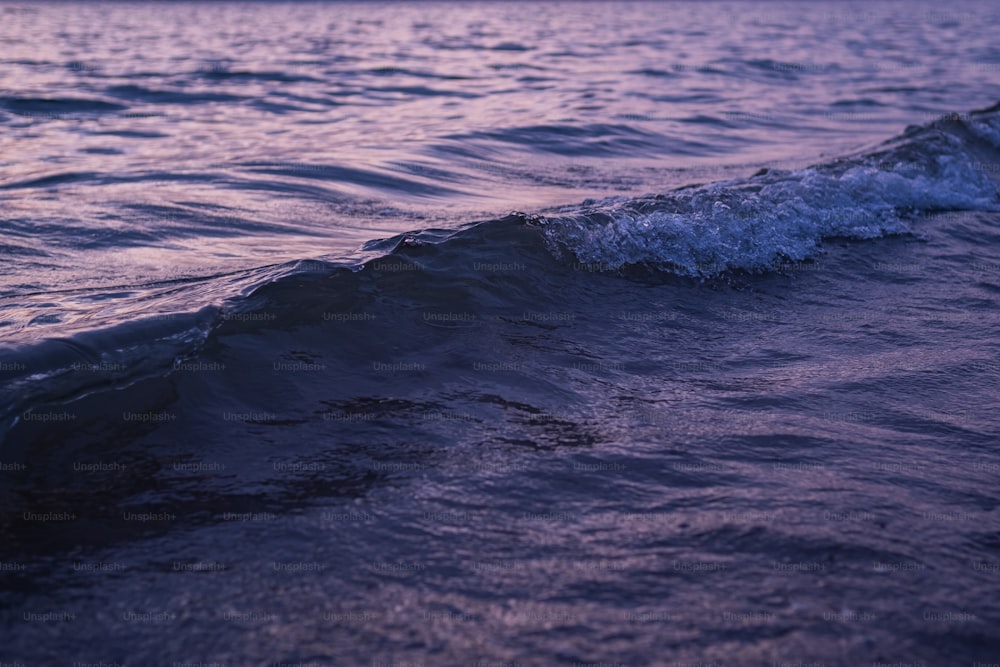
left=2, top=1, right=1000, bottom=665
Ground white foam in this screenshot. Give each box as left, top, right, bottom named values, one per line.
left=541, top=135, right=999, bottom=277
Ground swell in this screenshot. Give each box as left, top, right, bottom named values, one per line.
left=0, top=216, right=554, bottom=436
left=2, top=105, right=1000, bottom=437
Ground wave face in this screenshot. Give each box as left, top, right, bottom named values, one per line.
left=3, top=107, right=999, bottom=426
left=3, top=2, right=1000, bottom=666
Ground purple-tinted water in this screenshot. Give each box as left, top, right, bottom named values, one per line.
left=2, top=2, right=1000, bottom=665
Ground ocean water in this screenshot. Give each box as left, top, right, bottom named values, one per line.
left=2, top=1, right=1000, bottom=664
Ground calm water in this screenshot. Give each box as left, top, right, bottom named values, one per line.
left=2, top=1, right=1000, bottom=665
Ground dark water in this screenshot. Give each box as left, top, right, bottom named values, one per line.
left=2, top=1, right=1000, bottom=665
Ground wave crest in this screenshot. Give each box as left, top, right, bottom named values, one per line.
left=540, top=111, right=1000, bottom=276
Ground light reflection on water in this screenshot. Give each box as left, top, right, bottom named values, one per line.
left=2, top=1, right=1000, bottom=665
